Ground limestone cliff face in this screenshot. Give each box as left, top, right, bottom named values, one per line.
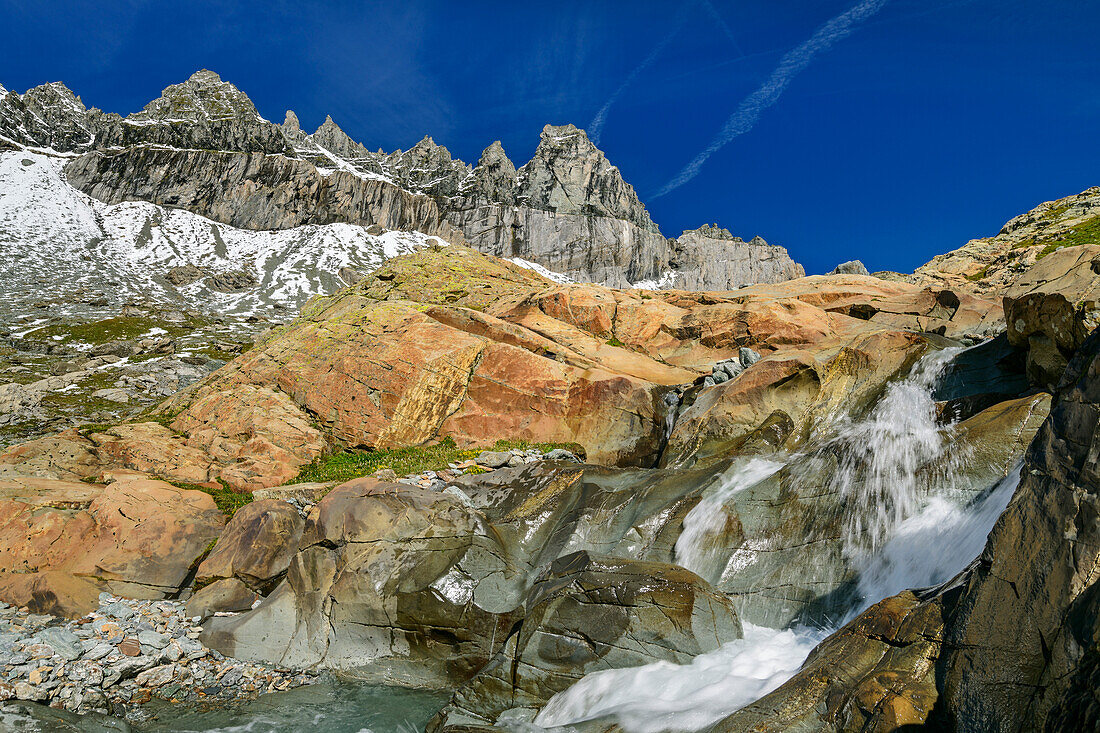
left=63, top=146, right=459, bottom=237
left=2, top=70, right=806, bottom=289
left=515, top=124, right=657, bottom=232
left=670, top=225, right=805, bottom=290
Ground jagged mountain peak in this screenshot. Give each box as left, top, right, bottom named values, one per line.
left=462, top=140, right=517, bottom=203
left=0, top=80, right=92, bottom=152
left=539, top=122, right=586, bottom=141
left=310, top=114, right=369, bottom=159
left=20, top=81, right=87, bottom=116
left=388, top=135, right=470, bottom=198
left=685, top=223, right=737, bottom=241
left=129, top=69, right=262, bottom=123
left=282, top=110, right=301, bottom=135
left=518, top=121, right=656, bottom=232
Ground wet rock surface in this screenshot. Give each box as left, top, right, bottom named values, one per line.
left=709, top=325, right=1100, bottom=732
left=429, top=551, right=742, bottom=730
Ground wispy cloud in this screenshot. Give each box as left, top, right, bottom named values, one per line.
left=588, top=5, right=693, bottom=146
left=653, top=0, right=890, bottom=199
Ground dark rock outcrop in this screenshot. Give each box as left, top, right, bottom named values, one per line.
left=429, top=551, right=742, bottom=730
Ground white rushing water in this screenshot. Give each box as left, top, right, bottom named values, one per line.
left=534, top=623, right=826, bottom=733
left=532, top=346, right=1020, bottom=733
left=822, top=346, right=966, bottom=553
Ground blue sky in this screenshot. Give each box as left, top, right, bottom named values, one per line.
left=2, top=0, right=1097, bottom=274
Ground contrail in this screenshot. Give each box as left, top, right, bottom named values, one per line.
left=589, top=6, right=692, bottom=146
left=700, top=0, right=747, bottom=58
left=653, top=0, right=890, bottom=198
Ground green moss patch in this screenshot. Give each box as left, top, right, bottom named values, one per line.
left=296, top=437, right=585, bottom=486
left=24, top=316, right=205, bottom=347
left=171, top=479, right=253, bottom=517
left=965, top=265, right=991, bottom=282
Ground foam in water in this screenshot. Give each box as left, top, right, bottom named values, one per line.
left=530, top=347, right=1023, bottom=733
left=852, top=462, right=1021, bottom=613
left=533, top=623, right=825, bottom=733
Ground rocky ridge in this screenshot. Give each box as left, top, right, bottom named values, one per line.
left=1, top=70, right=804, bottom=289
left=914, top=185, right=1100, bottom=294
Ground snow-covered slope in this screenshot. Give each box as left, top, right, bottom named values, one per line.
left=0, top=151, right=445, bottom=322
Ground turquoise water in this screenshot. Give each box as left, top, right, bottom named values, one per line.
left=136, top=682, right=450, bottom=732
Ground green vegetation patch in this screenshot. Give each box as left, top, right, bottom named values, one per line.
left=24, top=315, right=203, bottom=347
left=1041, top=203, right=1073, bottom=220
left=965, top=265, right=991, bottom=282
left=296, top=437, right=586, bottom=486
left=1036, top=215, right=1100, bottom=259
left=171, top=478, right=253, bottom=517
left=606, top=336, right=627, bottom=348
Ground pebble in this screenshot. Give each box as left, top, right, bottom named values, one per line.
left=0, top=594, right=316, bottom=717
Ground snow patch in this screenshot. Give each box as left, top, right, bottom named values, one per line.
left=630, top=270, right=676, bottom=290
left=0, top=151, right=444, bottom=320
left=509, top=257, right=576, bottom=284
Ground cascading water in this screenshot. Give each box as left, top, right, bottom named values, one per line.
left=822, top=346, right=967, bottom=554
left=531, top=346, right=1021, bottom=733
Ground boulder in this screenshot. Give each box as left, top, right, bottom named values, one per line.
left=196, top=498, right=305, bottom=591
left=429, top=551, right=742, bottom=730
left=939, top=325, right=1100, bottom=727
left=1003, top=244, right=1100, bottom=387
left=829, top=260, right=871, bottom=276
left=201, top=477, right=516, bottom=687
left=162, top=247, right=676, bottom=467
left=0, top=476, right=224, bottom=616
left=711, top=591, right=943, bottom=732
left=186, top=577, right=260, bottom=621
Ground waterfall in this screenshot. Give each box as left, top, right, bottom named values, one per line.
left=533, top=624, right=826, bottom=733
left=821, top=346, right=966, bottom=553
left=531, top=346, right=1019, bottom=733
left=851, top=462, right=1020, bottom=610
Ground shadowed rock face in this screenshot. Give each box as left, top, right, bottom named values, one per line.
left=428, top=551, right=742, bottom=730
left=1003, top=243, right=1100, bottom=388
